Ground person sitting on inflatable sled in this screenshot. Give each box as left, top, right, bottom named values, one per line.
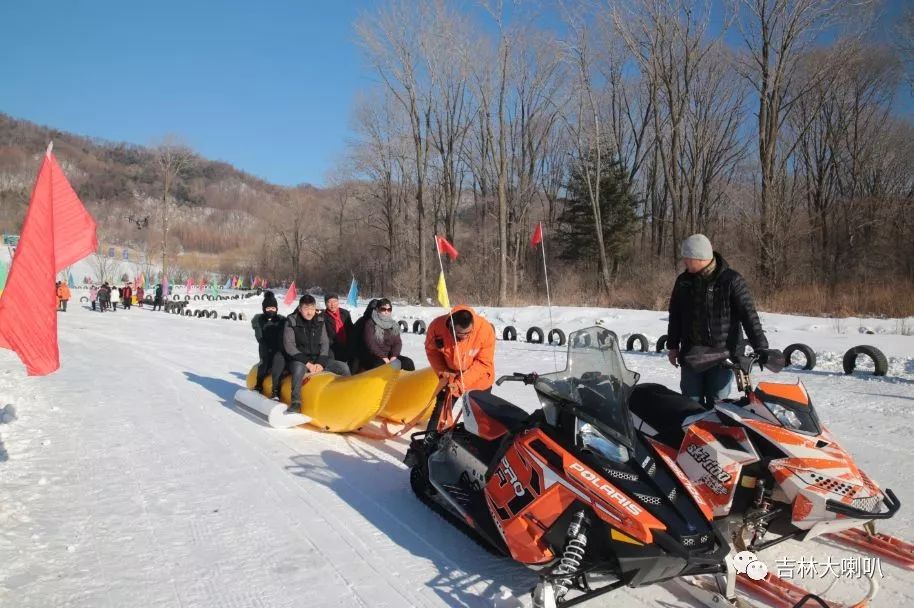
left=283, top=294, right=351, bottom=412
left=250, top=291, right=286, bottom=399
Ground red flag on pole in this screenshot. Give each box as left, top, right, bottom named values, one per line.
left=0, top=144, right=98, bottom=375
left=436, top=235, right=459, bottom=260
left=530, top=222, right=543, bottom=248
left=283, top=281, right=298, bottom=306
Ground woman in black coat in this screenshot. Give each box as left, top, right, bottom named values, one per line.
left=359, top=298, right=414, bottom=371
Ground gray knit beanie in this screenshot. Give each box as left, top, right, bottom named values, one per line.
left=680, top=234, right=713, bottom=260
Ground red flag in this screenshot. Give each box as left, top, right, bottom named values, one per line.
left=436, top=235, right=459, bottom=261
left=530, top=222, right=543, bottom=248
left=0, top=146, right=98, bottom=375
left=283, top=281, right=298, bottom=306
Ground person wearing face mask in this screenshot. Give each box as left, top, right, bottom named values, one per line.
left=250, top=291, right=287, bottom=398
left=425, top=306, right=496, bottom=398
left=283, top=294, right=351, bottom=412
left=360, top=298, right=415, bottom=371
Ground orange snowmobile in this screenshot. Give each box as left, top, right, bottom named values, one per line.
left=630, top=347, right=905, bottom=607
left=405, top=327, right=740, bottom=608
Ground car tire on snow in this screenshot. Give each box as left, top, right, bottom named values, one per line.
left=842, top=345, right=888, bottom=377
left=655, top=335, right=669, bottom=352
left=526, top=327, right=544, bottom=344
left=502, top=326, right=517, bottom=341
left=412, top=320, right=426, bottom=335
left=784, top=343, right=816, bottom=371
left=547, top=329, right=566, bottom=346
left=228, top=312, right=237, bottom=321
left=626, top=333, right=649, bottom=352
left=79, top=296, right=88, bottom=303
left=398, top=320, right=409, bottom=333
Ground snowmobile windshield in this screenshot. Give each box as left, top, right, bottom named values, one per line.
left=534, top=327, right=640, bottom=449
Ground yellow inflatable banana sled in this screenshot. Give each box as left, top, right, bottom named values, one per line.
left=245, top=364, right=440, bottom=433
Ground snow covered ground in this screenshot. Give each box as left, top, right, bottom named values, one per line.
left=1, top=289, right=913, bottom=607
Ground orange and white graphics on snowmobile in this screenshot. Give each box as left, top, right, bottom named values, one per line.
left=719, top=389, right=885, bottom=533
left=671, top=420, right=761, bottom=518
left=482, top=429, right=667, bottom=565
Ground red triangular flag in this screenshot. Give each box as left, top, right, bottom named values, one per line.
left=530, top=222, right=543, bottom=248
left=283, top=281, right=298, bottom=306
left=0, top=146, right=98, bottom=375
left=436, top=235, right=459, bottom=261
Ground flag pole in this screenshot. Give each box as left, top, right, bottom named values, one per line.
left=537, top=222, right=558, bottom=371
left=435, top=235, right=467, bottom=396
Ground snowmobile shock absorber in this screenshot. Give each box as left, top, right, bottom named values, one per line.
left=552, top=511, right=590, bottom=600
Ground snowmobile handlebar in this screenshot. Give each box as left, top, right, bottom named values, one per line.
left=825, top=488, right=901, bottom=520
left=496, top=372, right=539, bottom=386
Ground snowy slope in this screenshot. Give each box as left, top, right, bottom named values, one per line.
left=1, top=296, right=913, bottom=607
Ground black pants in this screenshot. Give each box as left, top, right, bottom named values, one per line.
left=59, top=299, right=68, bottom=311
left=362, top=355, right=415, bottom=372
left=255, top=346, right=286, bottom=395
left=91, top=301, right=96, bottom=311
left=288, top=359, right=351, bottom=408
left=123, top=299, right=131, bottom=310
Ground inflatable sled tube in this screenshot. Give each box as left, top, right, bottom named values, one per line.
left=233, top=389, right=310, bottom=428
left=377, top=367, right=440, bottom=424
left=299, top=364, right=400, bottom=432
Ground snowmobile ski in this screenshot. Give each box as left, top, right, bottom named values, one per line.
left=823, top=527, right=914, bottom=571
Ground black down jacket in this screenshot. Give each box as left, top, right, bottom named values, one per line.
left=667, top=252, right=768, bottom=357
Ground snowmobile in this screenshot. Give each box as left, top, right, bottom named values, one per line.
left=405, top=326, right=741, bottom=608
left=628, top=347, right=905, bottom=606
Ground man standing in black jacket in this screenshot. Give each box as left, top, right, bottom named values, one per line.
left=283, top=294, right=351, bottom=412
left=667, top=234, right=769, bottom=406
left=251, top=291, right=286, bottom=398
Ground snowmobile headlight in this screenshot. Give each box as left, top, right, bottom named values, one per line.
left=577, top=421, right=629, bottom=464
left=766, top=402, right=803, bottom=430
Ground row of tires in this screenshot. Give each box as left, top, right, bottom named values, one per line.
left=170, top=292, right=259, bottom=302
left=623, top=333, right=888, bottom=376
left=169, top=307, right=247, bottom=321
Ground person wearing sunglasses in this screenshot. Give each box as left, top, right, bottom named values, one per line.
left=359, top=298, right=415, bottom=371
left=425, top=305, right=495, bottom=397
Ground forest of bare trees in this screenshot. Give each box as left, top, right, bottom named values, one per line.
left=329, top=0, right=914, bottom=316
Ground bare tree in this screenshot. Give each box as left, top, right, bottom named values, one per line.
left=154, top=137, right=194, bottom=281
left=357, top=0, right=434, bottom=302
left=729, top=0, right=873, bottom=284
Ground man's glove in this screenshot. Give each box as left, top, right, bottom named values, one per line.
left=756, top=349, right=769, bottom=365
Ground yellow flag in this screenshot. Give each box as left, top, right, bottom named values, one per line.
left=437, top=271, right=450, bottom=309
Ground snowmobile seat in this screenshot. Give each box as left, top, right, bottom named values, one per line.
left=628, top=383, right=707, bottom=447
left=466, top=390, right=529, bottom=432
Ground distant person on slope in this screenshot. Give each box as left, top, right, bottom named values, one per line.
left=97, top=283, right=110, bottom=312
left=136, top=285, right=145, bottom=308
left=322, top=293, right=354, bottom=366
left=153, top=284, right=163, bottom=311
left=283, top=294, right=351, bottom=412
left=360, top=298, right=415, bottom=371
left=425, top=306, right=496, bottom=398
left=110, top=282, right=120, bottom=312
left=250, top=291, right=287, bottom=399
left=666, top=234, right=769, bottom=406
left=56, top=281, right=71, bottom=312
left=90, top=284, right=98, bottom=311
left=121, top=283, right=133, bottom=310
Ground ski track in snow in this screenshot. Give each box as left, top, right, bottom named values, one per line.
left=0, top=296, right=913, bottom=607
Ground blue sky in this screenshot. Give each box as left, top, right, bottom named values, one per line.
left=1, top=0, right=910, bottom=187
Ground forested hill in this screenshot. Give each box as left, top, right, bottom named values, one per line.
left=0, top=113, right=325, bottom=274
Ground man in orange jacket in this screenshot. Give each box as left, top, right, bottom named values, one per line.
left=424, top=305, right=496, bottom=397
left=56, top=281, right=71, bottom=312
